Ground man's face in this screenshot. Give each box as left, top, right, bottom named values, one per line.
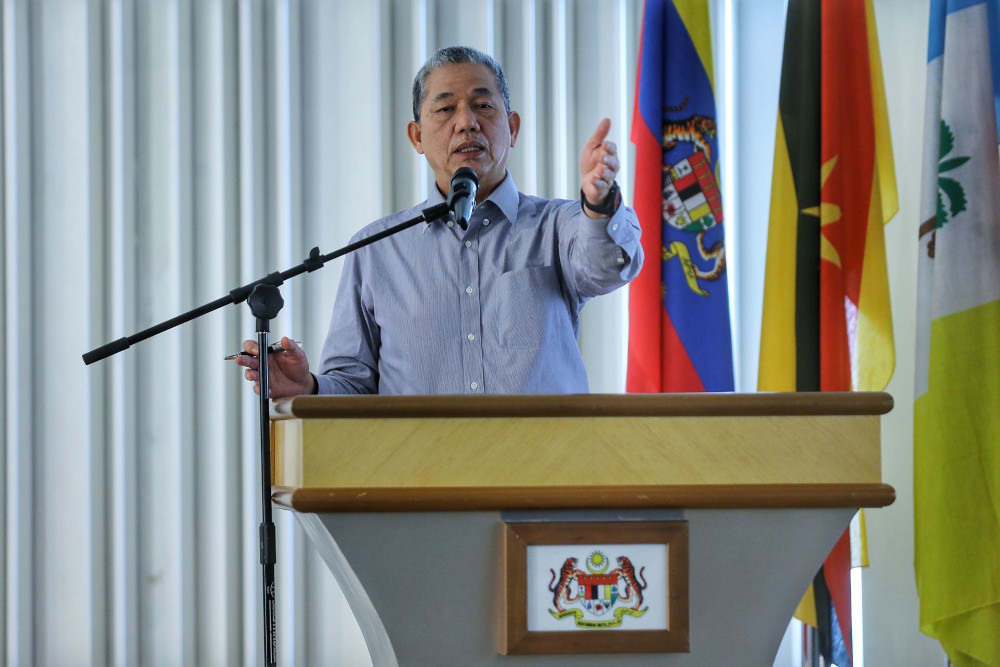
left=407, top=63, right=520, bottom=202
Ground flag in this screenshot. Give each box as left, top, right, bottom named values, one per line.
left=627, top=0, right=734, bottom=393
left=915, top=1, right=1000, bottom=665
left=758, top=0, right=897, bottom=664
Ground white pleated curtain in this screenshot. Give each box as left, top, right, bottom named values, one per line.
left=1, top=0, right=642, bottom=664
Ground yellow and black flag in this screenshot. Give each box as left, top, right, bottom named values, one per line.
left=759, top=0, right=898, bottom=664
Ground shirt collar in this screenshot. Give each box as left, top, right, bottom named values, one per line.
left=424, top=170, right=520, bottom=227
left=488, top=171, right=520, bottom=225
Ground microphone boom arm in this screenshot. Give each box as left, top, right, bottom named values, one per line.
left=82, top=201, right=450, bottom=365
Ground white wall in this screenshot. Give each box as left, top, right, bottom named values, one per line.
left=0, top=0, right=948, bottom=665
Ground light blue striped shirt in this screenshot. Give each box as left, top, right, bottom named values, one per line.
left=315, top=172, right=643, bottom=395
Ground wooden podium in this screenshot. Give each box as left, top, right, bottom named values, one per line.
left=270, top=392, right=894, bottom=666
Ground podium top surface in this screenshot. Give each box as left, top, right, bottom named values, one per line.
left=271, top=391, right=893, bottom=420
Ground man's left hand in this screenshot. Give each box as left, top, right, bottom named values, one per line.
left=579, top=117, right=620, bottom=218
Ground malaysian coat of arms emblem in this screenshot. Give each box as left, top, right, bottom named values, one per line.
left=547, top=551, right=648, bottom=629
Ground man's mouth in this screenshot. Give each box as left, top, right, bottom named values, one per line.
left=454, top=143, right=485, bottom=156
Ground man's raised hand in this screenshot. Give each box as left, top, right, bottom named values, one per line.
left=579, top=118, right=621, bottom=216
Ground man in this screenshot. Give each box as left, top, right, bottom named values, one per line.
left=238, top=46, right=642, bottom=397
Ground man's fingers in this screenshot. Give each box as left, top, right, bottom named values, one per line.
left=586, top=118, right=612, bottom=149
left=235, top=354, right=259, bottom=370
left=602, top=152, right=620, bottom=173
left=586, top=166, right=616, bottom=188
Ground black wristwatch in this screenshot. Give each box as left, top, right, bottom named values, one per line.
left=581, top=180, right=620, bottom=217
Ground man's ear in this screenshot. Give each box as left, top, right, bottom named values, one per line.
left=407, top=120, right=424, bottom=154
left=508, top=111, right=521, bottom=148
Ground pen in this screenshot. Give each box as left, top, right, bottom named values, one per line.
left=224, top=341, right=301, bottom=361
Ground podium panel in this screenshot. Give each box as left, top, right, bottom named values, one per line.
left=271, top=393, right=894, bottom=665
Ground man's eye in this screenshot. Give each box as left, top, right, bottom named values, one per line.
left=436, top=106, right=454, bottom=114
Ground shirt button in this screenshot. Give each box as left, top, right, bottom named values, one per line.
left=617, top=257, right=625, bottom=264
left=483, top=218, right=490, bottom=225
left=465, top=240, right=472, bottom=248
left=466, top=286, right=474, bottom=295
left=447, top=221, right=454, bottom=227
left=467, top=333, right=476, bottom=341
left=470, top=381, right=479, bottom=390
left=612, top=223, right=619, bottom=231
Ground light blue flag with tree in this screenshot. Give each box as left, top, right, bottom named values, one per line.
left=915, top=1, right=1000, bottom=665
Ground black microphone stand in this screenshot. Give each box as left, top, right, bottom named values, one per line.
left=82, top=200, right=450, bottom=666
left=248, top=283, right=282, bottom=666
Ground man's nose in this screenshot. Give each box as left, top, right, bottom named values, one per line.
left=455, top=103, right=480, bottom=131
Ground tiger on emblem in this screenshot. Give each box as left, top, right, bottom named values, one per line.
left=662, top=114, right=717, bottom=163
left=548, top=557, right=580, bottom=612
left=616, top=555, right=648, bottom=611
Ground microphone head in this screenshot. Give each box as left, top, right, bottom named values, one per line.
left=447, top=168, right=479, bottom=231
left=451, top=166, right=479, bottom=188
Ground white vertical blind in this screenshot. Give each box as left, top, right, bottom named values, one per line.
left=4, top=4, right=37, bottom=666
left=2, top=0, right=644, bottom=663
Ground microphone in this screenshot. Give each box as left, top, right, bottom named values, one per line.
left=447, top=167, right=479, bottom=231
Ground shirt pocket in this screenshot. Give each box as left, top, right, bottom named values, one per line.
left=496, top=265, right=568, bottom=349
